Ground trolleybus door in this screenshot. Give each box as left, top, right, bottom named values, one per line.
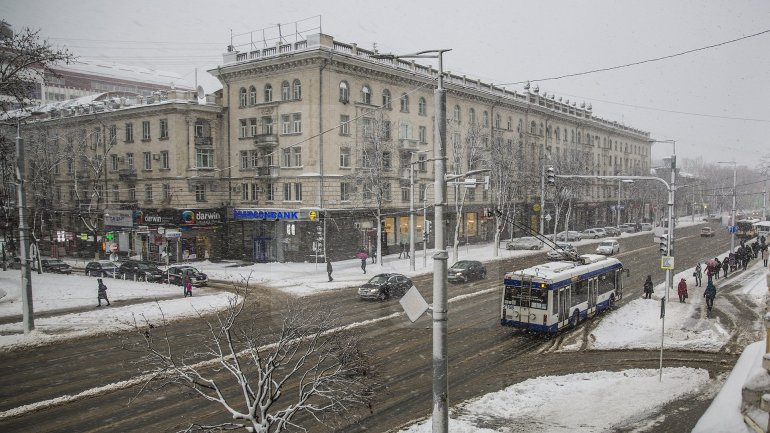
left=558, top=286, right=570, bottom=328
left=521, top=276, right=533, bottom=326
left=588, top=277, right=598, bottom=316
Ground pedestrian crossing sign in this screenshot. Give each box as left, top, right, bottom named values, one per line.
left=661, top=256, right=674, bottom=270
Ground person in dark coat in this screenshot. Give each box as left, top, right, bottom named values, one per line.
left=97, top=278, right=110, bottom=307
left=704, top=279, right=717, bottom=315
left=677, top=278, right=688, bottom=303
left=693, top=262, right=702, bottom=287
left=712, top=258, right=721, bottom=280
left=643, top=275, right=654, bottom=299
left=361, top=257, right=367, bottom=274
left=326, top=259, right=333, bottom=282
left=721, top=257, right=729, bottom=278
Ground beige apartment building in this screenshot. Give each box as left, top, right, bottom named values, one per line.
left=210, top=33, right=651, bottom=262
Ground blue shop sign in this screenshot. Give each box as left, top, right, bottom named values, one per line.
left=233, top=208, right=319, bottom=221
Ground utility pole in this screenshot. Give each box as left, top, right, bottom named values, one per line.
left=539, top=165, right=545, bottom=236
left=16, top=121, right=34, bottom=333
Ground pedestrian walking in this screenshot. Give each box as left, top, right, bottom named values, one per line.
left=693, top=262, right=702, bottom=287
left=184, top=276, right=193, bottom=297
left=97, top=278, right=110, bottom=307
left=729, top=253, right=736, bottom=272
left=677, top=278, right=688, bottom=303
left=326, top=259, right=333, bottom=282
left=398, top=242, right=404, bottom=259
left=762, top=247, right=768, bottom=267
left=721, top=257, right=729, bottom=278
left=643, top=275, right=654, bottom=299
left=704, top=279, right=717, bottom=317
left=712, top=258, right=721, bottom=280
left=361, top=257, right=367, bottom=274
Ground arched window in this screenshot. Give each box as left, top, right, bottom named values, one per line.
left=264, top=84, right=273, bottom=102
left=418, top=97, right=427, bottom=115
left=281, top=81, right=290, bottom=101
left=555, top=127, right=560, bottom=141
left=469, top=108, right=476, bottom=124
left=563, top=128, right=567, bottom=142
left=507, top=116, right=512, bottom=130
left=495, top=113, right=501, bottom=129
left=382, top=89, right=391, bottom=109
left=339, top=81, right=349, bottom=103
left=292, top=79, right=301, bottom=100
left=546, top=125, right=552, bottom=139
left=539, top=122, right=544, bottom=136
left=453, top=105, right=460, bottom=122
left=530, top=121, right=537, bottom=134
left=400, top=93, right=409, bottom=112
left=238, top=87, right=247, bottom=107
left=248, top=86, right=257, bottom=105
left=482, top=111, right=489, bottom=127
left=361, top=85, right=371, bottom=104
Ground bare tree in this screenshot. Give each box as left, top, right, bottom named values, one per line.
left=550, top=148, right=591, bottom=236
left=487, top=130, right=520, bottom=256
left=0, top=22, right=74, bottom=114
left=448, top=120, right=486, bottom=263
left=132, top=293, right=378, bottom=432
left=345, top=109, right=396, bottom=264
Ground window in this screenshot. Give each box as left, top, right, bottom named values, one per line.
left=144, top=184, right=153, bottom=203
left=401, top=186, right=410, bottom=202
left=110, top=154, right=118, bottom=171
left=340, top=114, right=350, bottom=135
left=482, top=111, right=489, bottom=128
left=399, top=122, right=412, bottom=139
left=196, top=148, right=214, bottom=168
left=383, top=120, right=391, bottom=140
left=239, top=87, right=247, bottom=106
left=382, top=151, right=392, bottom=170
left=361, top=85, right=371, bottom=104
left=382, top=89, right=391, bottom=109
left=293, top=147, right=302, bottom=166
left=126, top=153, right=134, bottom=169
left=266, top=183, right=276, bottom=201
left=109, top=125, right=117, bottom=144
left=453, top=105, right=460, bottom=122
left=507, top=116, right=512, bottom=130
left=142, top=121, right=151, bottom=140
left=281, top=81, right=290, bottom=101
left=112, top=185, right=119, bottom=203
left=418, top=97, right=427, bottom=116
left=241, top=182, right=258, bottom=201
left=240, top=150, right=258, bottom=169
left=340, top=147, right=350, bottom=167
left=284, top=182, right=302, bottom=201
left=240, top=119, right=248, bottom=138
left=418, top=154, right=427, bottom=172
left=262, top=116, right=274, bottom=135
left=162, top=183, right=171, bottom=200
left=125, top=123, right=133, bottom=142
left=362, top=117, right=373, bottom=137
left=530, top=121, right=537, bottom=134
left=339, top=81, right=349, bottom=103
left=159, top=119, right=168, bottom=139
left=340, top=182, right=351, bottom=201
left=264, top=84, right=273, bottom=102
left=143, top=152, right=152, bottom=170
left=128, top=187, right=136, bottom=202
left=400, top=93, right=409, bottom=112
left=382, top=183, right=391, bottom=201
left=469, top=108, right=476, bottom=125
left=195, top=184, right=206, bottom=202
left=419, top=126, right=427, bottom=144
left=249, top=86, right=257, bottom=105
left=495, top=113, right=501, bottom=129
left=249, top=118, right=258, bottom=137
left=281, top=113, right=302, bottom=134
left=160, top=151, right=169, bottom=169
left=282, top=148, right=292, bottom=167
left=292, top=79, right=301, bottom=100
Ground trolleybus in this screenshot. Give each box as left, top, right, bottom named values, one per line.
left=736, top=218, right=760, bottom=239
left=501, top=254, right=627, bottom=333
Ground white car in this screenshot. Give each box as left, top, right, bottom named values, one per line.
left=581, top=228, right=603, bottom=239
left=506, top=236, right=543, bottom=250
left=595, top=239, right=620, bottom=255
left=547, top=243, right=577, bottom=260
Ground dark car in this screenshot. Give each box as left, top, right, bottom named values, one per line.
left=447, top=260, right=487, bottom=283
left=357, top=273, right=413, bottom=301
left=85, top=260, right=120, bottom=278
left=118, top=260, right=165, bottom=282
left=166, top=265, right=209, bottom=287
left=39, top=258, right=72, bottom=274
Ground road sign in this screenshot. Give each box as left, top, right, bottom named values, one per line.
left=661, top=256, right=674, bottom=270
left=400, top=286, right=429, bottom=323
left=728, top=225, right=737, bottom=234
left=533, top=203, right=541, bottom=212
left=545, top=213, right=552, bottom=222
left=109, top=243, right=119, bottom=253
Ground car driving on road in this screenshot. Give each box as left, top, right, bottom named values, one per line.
left=118, top=260, right=165, bottom=282
left=358, top=273, right=413, bottom=301
left=554, top=230, right=582, bottom=242
left=39, top=258, right=72, bottom=274
left=166, top=265, right=209, bottom=286
left=506, top=237, right=542, bottom=250
left=547, top=243, right=577, bottom=261
left=85, top=260, right=120, bottom=278
left=595, top=239, right=620, bottom=255
left=700, top=226, right=715, bottom=237
left=603, top=227, right=622, bottom=237
left=581, top=228, right=604, bottom=239
left=447, top=260, right=487, bottom=283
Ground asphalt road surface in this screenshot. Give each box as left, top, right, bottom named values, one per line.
left=0, top=222, right=763, bottom=432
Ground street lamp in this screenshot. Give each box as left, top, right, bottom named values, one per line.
left=649, top=139, right=676, bottom=298
left=406, top=152, right=438, bottom=272
left=374, top=48, right=452, bottom=433
left=717, top=161, right=737, bottom=254
left=14, top=119, right=34, bottom=333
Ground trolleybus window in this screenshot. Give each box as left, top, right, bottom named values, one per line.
left=504, top=285, right=548, bottom=309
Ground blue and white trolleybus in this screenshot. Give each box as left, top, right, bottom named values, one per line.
left=501, top=254, right=627, bottom=333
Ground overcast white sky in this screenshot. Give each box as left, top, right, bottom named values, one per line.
left=2, top=0, right=769, bottom=167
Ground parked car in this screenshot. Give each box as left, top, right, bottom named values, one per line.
left=447, top=260, right=487, bottom=283
left=547, top=243, right=577, bottom=261
left=358, top=273, right=413, bottom=301
left=581, top=228, right=604, bottom=239
left=700, top=226, right=715, bottom=237
left=39, top=258, right=72, bottom=274
left=84, top=260, right=120, bottom=278
left=640, top=223, right=653, bottom=231
left=555, top=230, right=583, bottom=242
left=166, top=265, right=209, bottom=287
left=618, top=224, right=637, bottom=233
left=591, top=228, right=608, bottom=238
left=506, top=237, right=542, bottom=250
left=118, top=260, right=165, bottom=282
left=603, top=227, right=622, bottom=237
left=596, top=239, right=620, bottom=255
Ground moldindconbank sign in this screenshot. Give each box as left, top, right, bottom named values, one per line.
left=232, top=208, right=322, bottom=221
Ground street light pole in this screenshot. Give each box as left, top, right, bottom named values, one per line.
left=539, top=165, right=545, bottom=236
left=718, top=161, right=737, bottom=254
left=15, top=121, right=34, bottom=333
left=616, top=179, right=621, bottom=229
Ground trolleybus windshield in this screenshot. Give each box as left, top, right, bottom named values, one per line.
left=504, top=285, right=548, bottom=309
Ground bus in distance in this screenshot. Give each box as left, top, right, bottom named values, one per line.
left=501, top=254, right=627, bottom=333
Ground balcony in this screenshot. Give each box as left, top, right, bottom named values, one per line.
left=254, top=134, right=278, bottom=149
left=194, top=136, right=213, bottom=146
left=255, top=166, right=279, bottom=178
left=398, top=137, right=418, bottom=149
left=118, top=169, right=137, bottom=181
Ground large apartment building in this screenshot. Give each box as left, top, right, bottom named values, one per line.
left=12, top=32, right=652, bottom=264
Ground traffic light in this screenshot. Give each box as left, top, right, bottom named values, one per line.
left=546, top=166, right=555, bottom=185
left=425, top=220, right=432, bottom=235
left=659, top=239, right=668, bottom=256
